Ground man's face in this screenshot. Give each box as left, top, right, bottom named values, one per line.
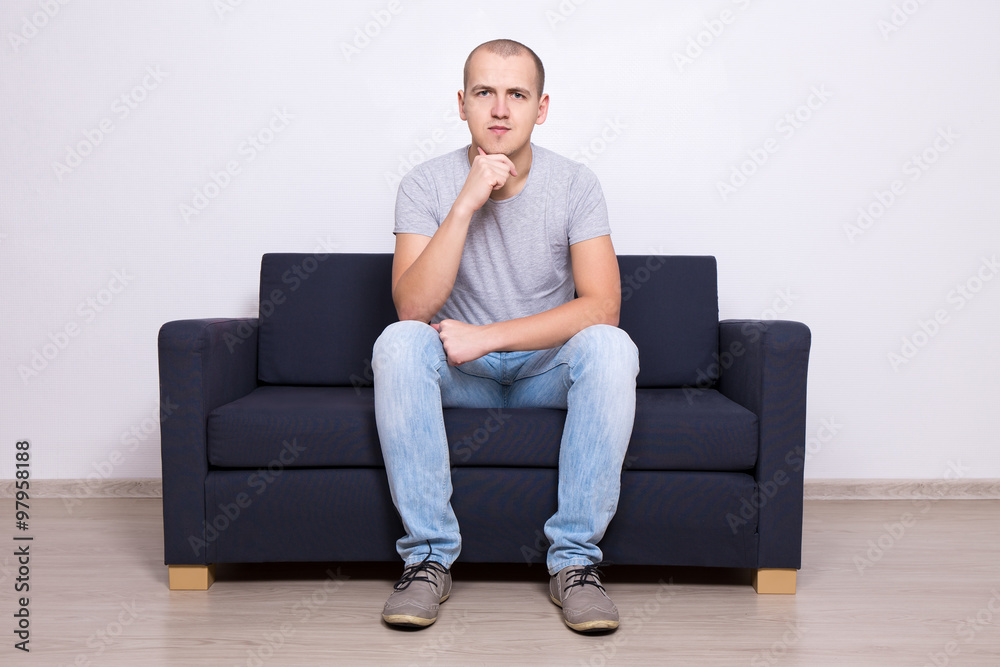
left=459, top=50, right=548, bottom=158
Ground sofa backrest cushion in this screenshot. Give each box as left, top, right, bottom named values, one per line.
left=616, top=255, right=718, bottom=388
left=257, top=253, right=718, bottom=388
left=258, top=253, right=397, bottom=387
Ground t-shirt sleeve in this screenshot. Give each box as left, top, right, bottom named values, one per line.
left=567, top=164, right=612, bottom=245
left=393, top=167, right=440, bottom=237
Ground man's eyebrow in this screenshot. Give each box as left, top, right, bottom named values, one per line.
left=471, top=84, right=532, bottom=97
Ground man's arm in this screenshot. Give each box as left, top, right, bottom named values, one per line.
left=433, top=234, right=621, bottom=365
left=392, top=148, right=517, bottom=322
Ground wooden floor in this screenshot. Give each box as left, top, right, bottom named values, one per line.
left=4, top=498, right=1000, bottom=666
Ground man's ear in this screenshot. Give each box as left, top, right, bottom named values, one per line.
left=457, top=89, right=467, bottom=121
left=535, top=93, right=550, bottom=126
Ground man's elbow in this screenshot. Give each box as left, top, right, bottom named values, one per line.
left=585, top=295, right=620, bottom=328
left=393, top=294, right=433, bottom=323
left=395, top=304, right=430, bottom=323
left=393, top=293, right=420, bottom=323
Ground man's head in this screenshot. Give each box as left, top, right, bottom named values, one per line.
left=463, top=39, right=544, bottom=99
left=459, top=39, right=549, bottom=159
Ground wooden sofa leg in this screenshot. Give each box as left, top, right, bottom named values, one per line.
left=752, top=568, right=796, bottom=594
left=169, top=564, right=216, bottom=590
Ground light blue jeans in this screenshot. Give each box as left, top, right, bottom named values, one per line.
left=372, top=320, right=639, bottom=576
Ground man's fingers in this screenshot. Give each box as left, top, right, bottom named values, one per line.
left=475, top=145, right=517, bottom=177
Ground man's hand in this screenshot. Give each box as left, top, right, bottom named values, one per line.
left=455, top=146, right=518, bottom=214
left=431, top=319, right=495, bottom=366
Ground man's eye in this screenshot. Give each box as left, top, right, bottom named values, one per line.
left=512, top=92, right=524, bottom=99
left=477, top=90, right=490, bottom=96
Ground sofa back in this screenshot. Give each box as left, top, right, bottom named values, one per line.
left=257, top=253, right=718, bottom=388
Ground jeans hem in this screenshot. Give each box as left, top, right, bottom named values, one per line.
left=547, top=557, right=597, bottom=577
left=403, top=555, right=453, bottom=571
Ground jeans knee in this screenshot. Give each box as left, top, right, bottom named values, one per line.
left=572, top=325, right=639, bottom=378
left=373, top=320, right=438, bottom=374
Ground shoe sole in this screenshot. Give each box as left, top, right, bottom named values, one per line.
left=382, top=593, right=450, bottom=628
left=549, top=594, right=620, bottom=632
left=382, top=613, right=437, bottom=627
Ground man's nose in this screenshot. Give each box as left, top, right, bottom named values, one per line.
left=492, top=97, right=509, bottom=118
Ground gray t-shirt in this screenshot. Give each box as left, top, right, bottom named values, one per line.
left=394, top=142, right=612, bottom=326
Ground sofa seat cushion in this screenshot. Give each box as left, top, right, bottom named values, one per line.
left=207, top=386, right=757, bottom=471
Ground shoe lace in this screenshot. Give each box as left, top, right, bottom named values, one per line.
left=393, top=541, right=448, bottom=592
left=563, top=561, right=611, bottom=594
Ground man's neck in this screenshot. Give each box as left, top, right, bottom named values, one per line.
left=467, top=142, right=533, bottom=201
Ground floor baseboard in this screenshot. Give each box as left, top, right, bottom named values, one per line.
left=803, top=478, right=1000, bottom=500
left=0, top=478, right=163, bottom=499
left=3, top=477, right=1000, bottom=499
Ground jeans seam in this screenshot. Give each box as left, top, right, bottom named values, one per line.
left=512, top=359, right=573, bottom=384
left=431, top=353, right=452, bottom=533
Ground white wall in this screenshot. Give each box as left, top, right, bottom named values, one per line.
left=2, top=0, right=998, bottom=482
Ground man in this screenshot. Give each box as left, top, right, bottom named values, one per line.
left=373, top=38, right=639, bottom=633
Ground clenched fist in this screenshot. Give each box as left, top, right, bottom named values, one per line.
left=431, top=319, right=494, bottom=366
left=455, top=146, right=518, bottom=214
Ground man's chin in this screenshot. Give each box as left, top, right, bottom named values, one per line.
left=477, top=138, right=524, bottom=157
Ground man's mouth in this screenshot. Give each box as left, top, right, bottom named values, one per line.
left=489, top=126, right=510, bottom=134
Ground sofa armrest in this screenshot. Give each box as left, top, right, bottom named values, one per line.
left=158, top=318, right=259, bottom=564
left=716, top=319, right=811, bottom=569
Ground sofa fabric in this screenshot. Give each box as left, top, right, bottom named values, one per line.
left=255, top=253, right=719, bottom=389
left=206, top=386, right=758, bottom=471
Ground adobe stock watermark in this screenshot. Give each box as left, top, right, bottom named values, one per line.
left=7, top=0, right=72, bottom=53
left=62, top=396, right=178, bottom=514
left=545, top=0, right=589, bottom=30
left=726, top=417, right=842, bottom=535
left=214, top=0, right=247, bottom=20
left=72, top=600, right=145, bottom=664
left=617, top=243, right=688, bottom=303
left=235, top=566, right=350, bottom=667
left=923, top=588, right=1000, bottom=667
left=340, top=1, right=403, bottom=62
left=180, top=107, right=293, bottom=223
left=223, top=237, right=340, bottom=353
left=844, top=127, right=958, bottom=243
left=751, top=621, right=808, bottom=667
left=717, top=85, right=833, bottom=202
left=452, top=409, right=514, bottom=463
left=188, top=438, right=307, bottom=557
left=17, top=269, right=134, bottom=384
left=579, top=578, right=677, bottom=667
left=887, top=254, right=997, bottom=371
left=571, top=117, right=627, bottom=167
left=620, top=254, right=667, bottom=303
left=357, top=318, right=424, bottom=395
left=520, top=454, right=640, bottom=566
left=683, top=286, right=799, bottom=403
left=878, top=0, right=931, bottom=40
left=853, top=459, right=968, bottom=575
left=404, top=610, right=472, bottom=667
left=384, top=103, right=465, bottom=192
left=51, top=65, right=168, bottom=182
left=673, top=0, right=755, bottom=73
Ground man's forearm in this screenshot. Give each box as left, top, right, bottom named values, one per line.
left=393, top=203, right=474, bottom=322
left=481, top=295, right=620, bottom=352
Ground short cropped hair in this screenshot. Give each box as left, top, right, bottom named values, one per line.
left=463, top=39, right=545, bottom=98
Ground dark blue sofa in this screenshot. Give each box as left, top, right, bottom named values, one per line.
left=158, top=253, right=811, bottom=593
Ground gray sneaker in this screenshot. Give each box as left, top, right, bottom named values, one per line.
left=549, top=562, right=620, bottom=632
left=382, top=554, right=452, bottom=628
